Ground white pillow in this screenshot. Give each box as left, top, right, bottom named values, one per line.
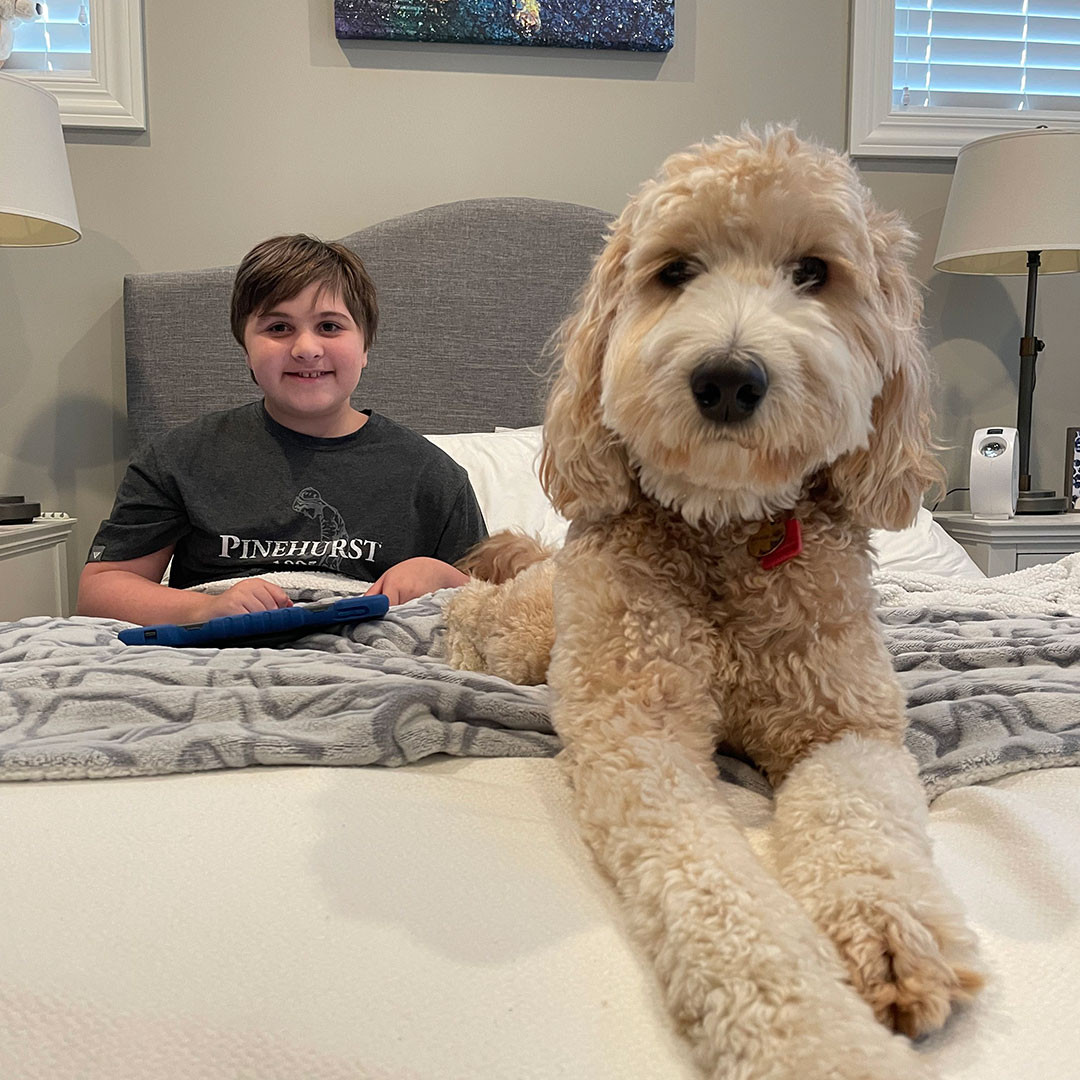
left=424, top=428, right=570, bottom=549
left=870, top=508, right=984, bottom=579
left=429, top=429, right=983, bottom=579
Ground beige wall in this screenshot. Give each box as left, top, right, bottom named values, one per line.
left=1, top=0, right=1076, bottom=602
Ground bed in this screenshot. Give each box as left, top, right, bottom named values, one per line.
left=2, top=197, right=1080, bottom=1080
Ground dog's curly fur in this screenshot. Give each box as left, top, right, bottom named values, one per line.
left=448, top=129, right=981, bottom=1080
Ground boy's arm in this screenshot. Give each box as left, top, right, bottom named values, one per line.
left=80, top=433, right=290, bottom=625
left=77, top=547, right=292, bottom=625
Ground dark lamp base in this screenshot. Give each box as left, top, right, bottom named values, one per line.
left=1016, top=490, right=1068, bottom=514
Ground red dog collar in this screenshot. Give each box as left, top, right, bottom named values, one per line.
left=746, top=517, right=803, bottom=569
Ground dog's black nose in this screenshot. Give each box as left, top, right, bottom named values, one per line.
left=690, top=356, right=768, bottom=424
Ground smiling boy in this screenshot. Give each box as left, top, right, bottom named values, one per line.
left=77, top=235, right=487, bottom=624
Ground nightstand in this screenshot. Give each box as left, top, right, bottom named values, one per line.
left=933, top=511, right=1080, bottom=577
left=0, top=518, right=78, bottom=621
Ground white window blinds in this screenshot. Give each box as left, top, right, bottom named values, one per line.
left=8, top=1, right=90, bottom=73
left=894, top=0, right=1080, bottom=114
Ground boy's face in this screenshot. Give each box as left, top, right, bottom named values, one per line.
left=243, top=282, right=368, bottom=436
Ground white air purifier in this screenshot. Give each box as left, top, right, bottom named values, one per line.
left=969, top=427, right=1019, bottom=519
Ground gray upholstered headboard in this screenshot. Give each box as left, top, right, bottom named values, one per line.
left=123, top=197, right=612, bottom=447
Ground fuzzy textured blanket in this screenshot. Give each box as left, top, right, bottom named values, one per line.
left=1, top=565, right=1079, bottom=794
left=0, top=588, right=556, bottom=782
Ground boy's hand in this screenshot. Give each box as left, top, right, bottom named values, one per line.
left=199, top=578, right=293, bottom=617
left=364, top=557, right=468, bottom=606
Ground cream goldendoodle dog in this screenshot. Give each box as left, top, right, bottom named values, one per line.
left=447, top=128, right=981, bottom=1080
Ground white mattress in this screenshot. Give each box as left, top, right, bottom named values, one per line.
left=2, top=759, right=1077, bottom=1080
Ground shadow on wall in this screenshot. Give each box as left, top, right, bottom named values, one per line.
left=0, top=222, right=138, bottom=596
left=922, top=271, right=1023, bottom=505
left=14, top=391, right=127, bottom=504
left=1, top=228, right=133, bottom=487
left=13, top=387, right=127, bottom=606
left=11, top=297, right=129, bottom=598
left=923, top=269, right=1022, bottom=418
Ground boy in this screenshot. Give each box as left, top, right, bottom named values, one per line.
left=77, top=234, right=486, bottom=624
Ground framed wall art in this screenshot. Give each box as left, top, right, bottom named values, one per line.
left=335, top=1, right=675, bottom=52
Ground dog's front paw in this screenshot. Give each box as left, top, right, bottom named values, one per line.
left=809, top=875, right=983, bottom=1037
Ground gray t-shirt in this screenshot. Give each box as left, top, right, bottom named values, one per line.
left=88, top=402, right=487, bottom=589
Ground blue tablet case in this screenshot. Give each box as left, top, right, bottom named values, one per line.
left=118, top=594, right=390, bottom=648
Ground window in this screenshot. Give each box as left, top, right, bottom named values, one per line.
left=850, top=0, right=1080, bottom=158
left=8, top=1, right=91, bottom=73
left=4, top=0, right=145, bottom=131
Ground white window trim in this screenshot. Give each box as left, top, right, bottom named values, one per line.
left=8, top=0, right=145, bottom=131
left=849, top=0, right=1080, bottom=159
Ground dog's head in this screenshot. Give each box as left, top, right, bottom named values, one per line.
left=540, top=128, right=942, bottom=532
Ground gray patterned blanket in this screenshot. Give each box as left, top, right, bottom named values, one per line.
left=1, top=571, right=1079, bottom=796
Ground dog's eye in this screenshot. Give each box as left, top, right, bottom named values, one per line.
left=792, top=256, right=828, bottom=291
left=657, top=260, right=697, bottom=288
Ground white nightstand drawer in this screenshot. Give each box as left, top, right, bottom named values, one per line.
left=1015, top=551, right=1072, bottom=571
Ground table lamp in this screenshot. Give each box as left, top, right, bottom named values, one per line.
left=933, top=128, right=1080, bottom=514
left=0, top=71, right=81, bottom=524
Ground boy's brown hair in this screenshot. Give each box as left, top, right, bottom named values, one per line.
left=230, top=234, right=379, bottom=350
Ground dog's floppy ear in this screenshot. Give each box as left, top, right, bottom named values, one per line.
left=828, top=205, right=944, bottom=531
left=539, top=219, right=636, bottom=522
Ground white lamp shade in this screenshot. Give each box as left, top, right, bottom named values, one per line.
left=0, top=72, right=81, bottom=247
left=933, top=129, right=1080, bottom=275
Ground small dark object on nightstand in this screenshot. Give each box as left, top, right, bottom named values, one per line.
left=0, top=496, right=42, bottom=524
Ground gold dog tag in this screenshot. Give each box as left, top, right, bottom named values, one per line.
left=746, top=519, right=786, bottom=559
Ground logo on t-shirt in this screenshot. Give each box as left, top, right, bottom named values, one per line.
left=293, top=487, right=351, bottom=571
left=216, top=487, right=381, bottom=571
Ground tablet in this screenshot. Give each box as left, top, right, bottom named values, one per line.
left=117, top=594, right=390, bottom=648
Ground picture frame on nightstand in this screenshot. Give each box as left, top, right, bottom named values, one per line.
left=1066, top=427, right=1080, bottom=512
